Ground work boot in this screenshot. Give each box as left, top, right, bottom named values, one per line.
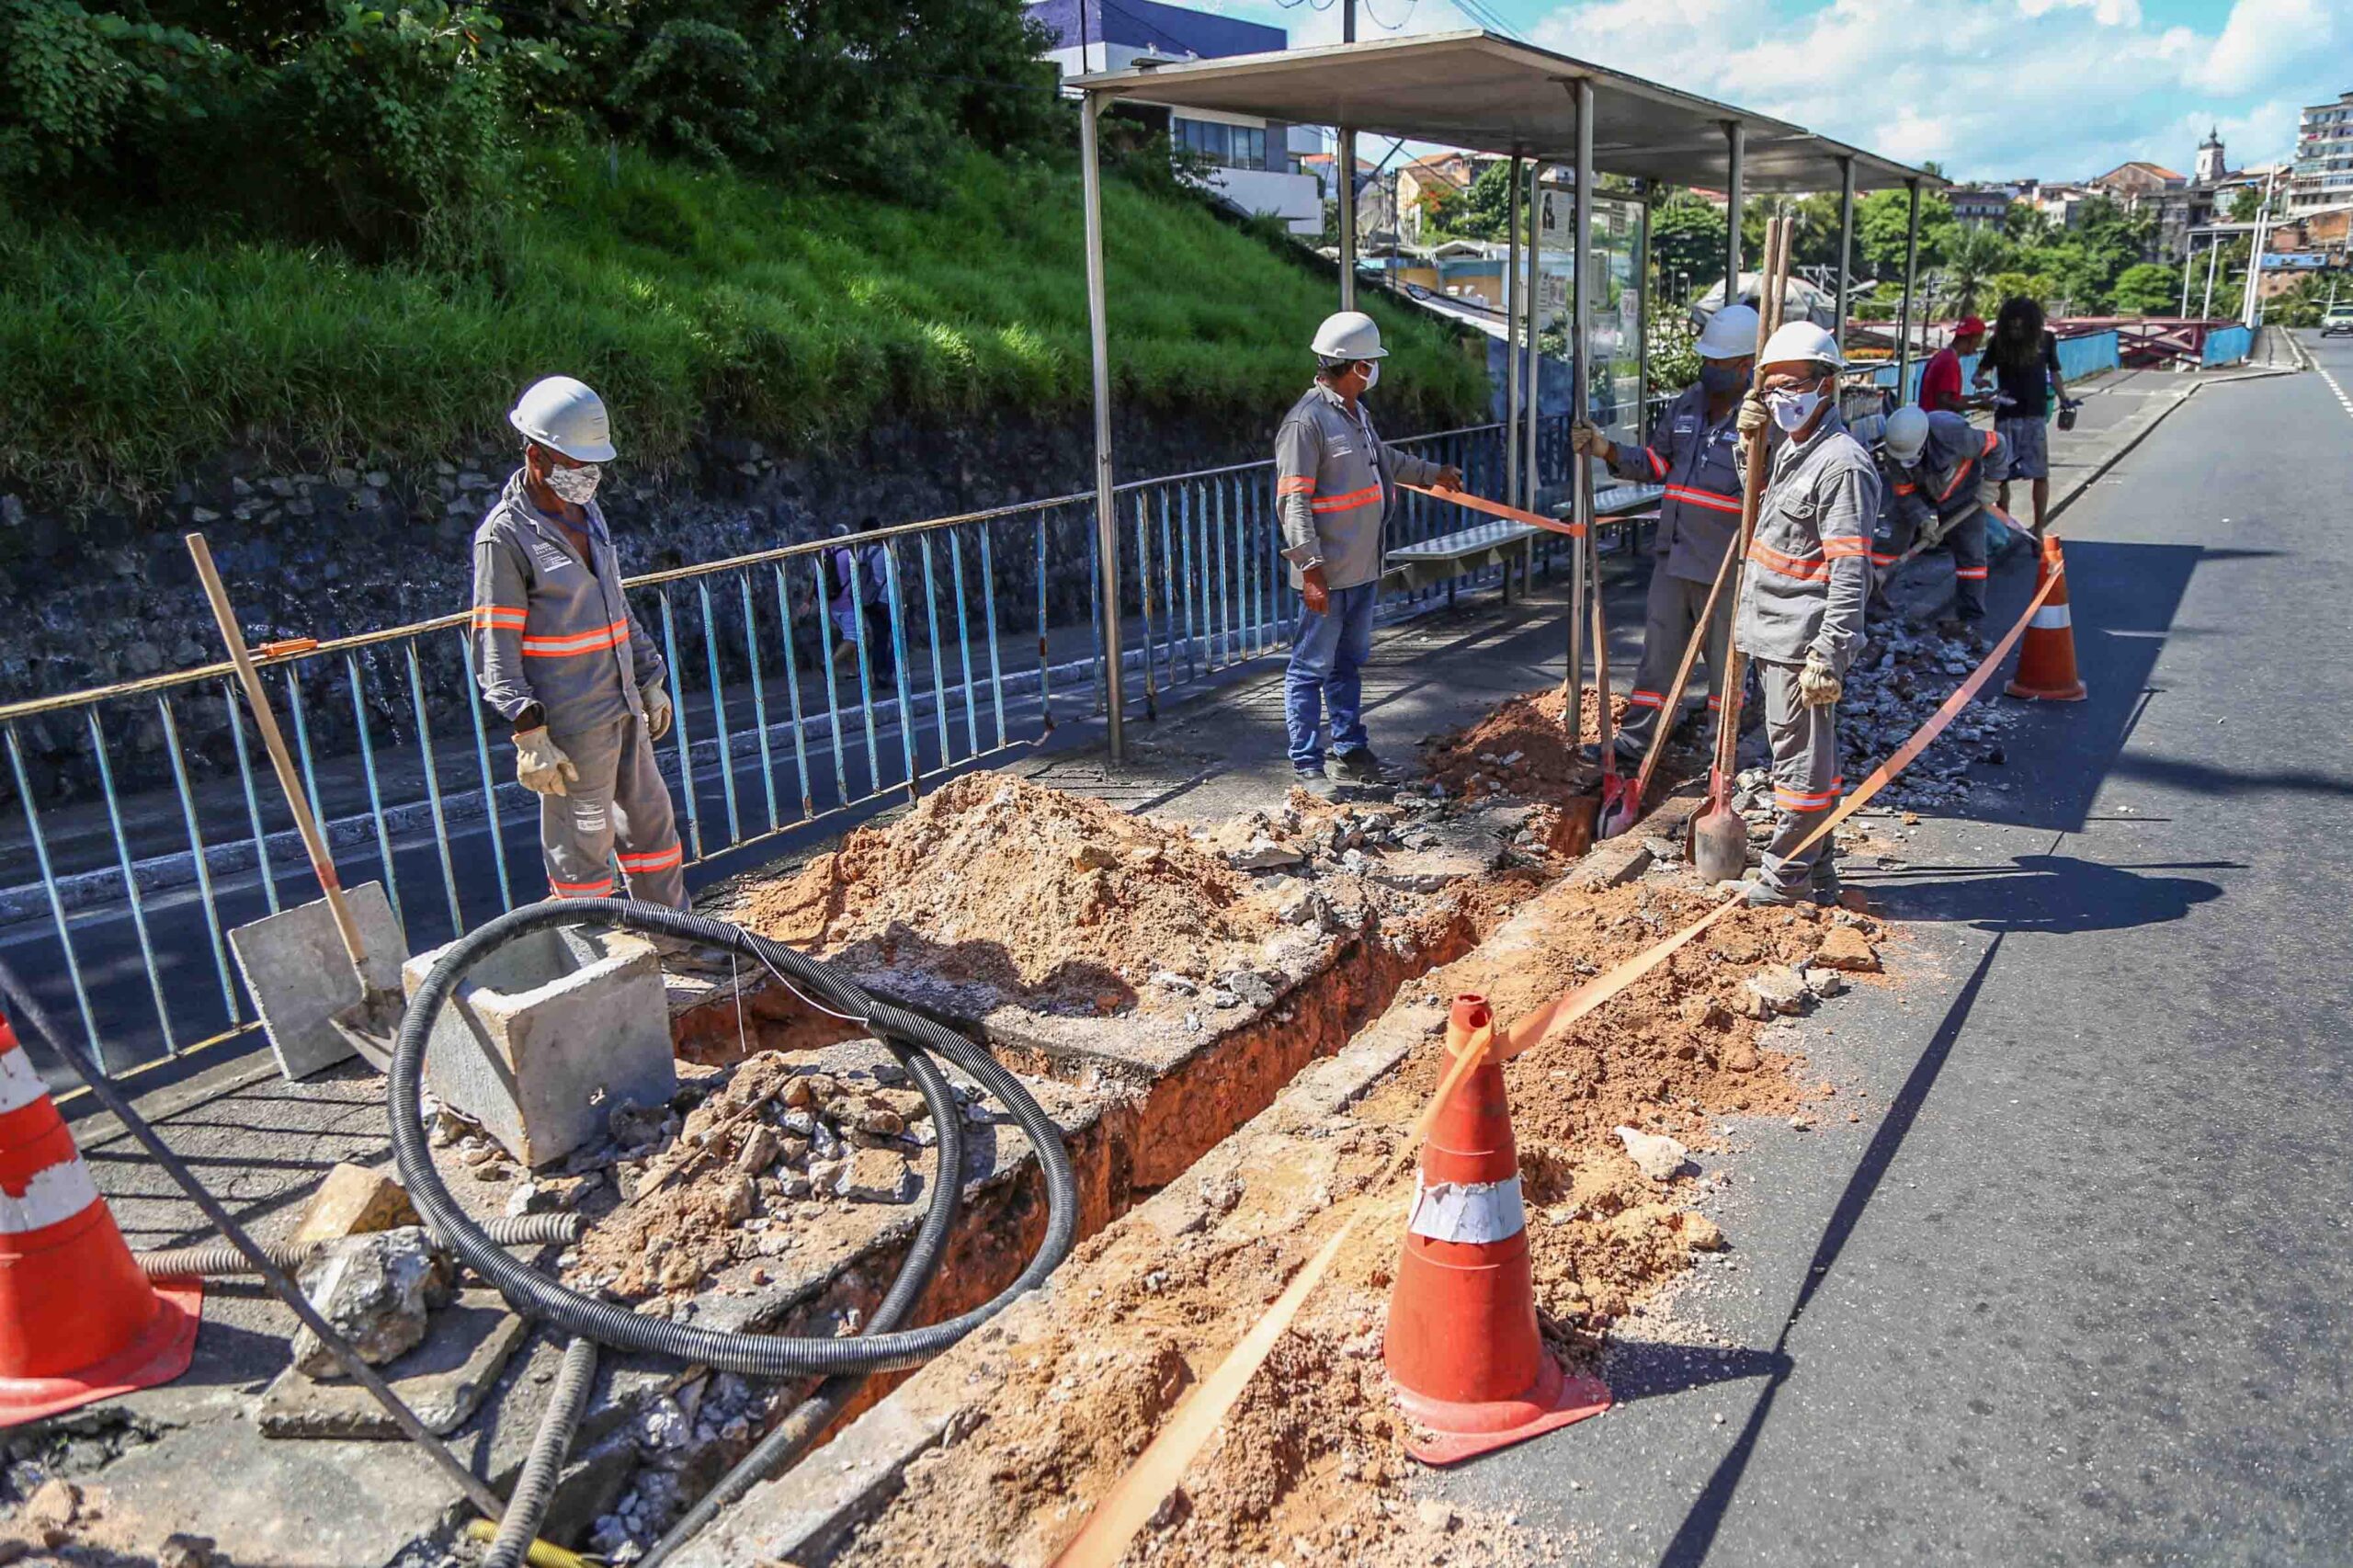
left=1294, top=767, right=1340, bottom=801
left=1734, top=873, right=1800, bottom=907
left=1328, top=746, right=1387, bottom=785
left=1809, top=858, right=1844, bottom=907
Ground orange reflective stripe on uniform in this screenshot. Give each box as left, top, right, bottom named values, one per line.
left=1663, top=483, right=1743, bottom=514
left=1310, top=484, right=1383, bottom=513
left=1277, top=476, right=1316, bottom=496
left=1982, top=430, right=2000, bottom=456
left=1746, top=539, right=1831, bottom=581
left=1956, top=566, right=1988, bottom=580
left=1821, top=538, right=1870, bottom=559
left=1936, top=460, right=1974, bottom=502
left=1870, top=550, right=1899, bottom=566
left=548, top=873, right=616, bottom=898
left=1893, top=482, right=1918, bottom=494
left=1773, top=779, right=1841, bottom=812
left=1645, top=448, right=1669, bottom=480
left=473, top=605, right=528, bottom=631
left=617, top=844, right=683, bottom=874
left=520, top=619, right=629, bottom=658
left=1626, top=689, right=1665, bottom=710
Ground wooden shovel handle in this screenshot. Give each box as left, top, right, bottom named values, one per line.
left=186, top=533, right=369, bottom=967
left=1710, top=217, right=1795, bottom=783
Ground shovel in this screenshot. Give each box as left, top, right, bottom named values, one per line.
left=1692, top=217, right=1793, bottom=885
left=1591, top=502, right=1636, bottom=838
left=191, top=534, right=406, bottom=1075
left=1554, top=463, right=1598, bottom=858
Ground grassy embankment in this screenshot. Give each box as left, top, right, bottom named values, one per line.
left=0, top=147, right=1486, bottom=505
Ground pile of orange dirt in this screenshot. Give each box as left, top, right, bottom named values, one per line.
left=1421, top=683, right=1632, bottom=802
left=833, top=881, right=1889, bottom=1566
left=737, top=771, right=1279, bottom=1014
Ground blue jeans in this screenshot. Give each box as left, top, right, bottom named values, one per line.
left=1285, top=583, right=1377, bottom=771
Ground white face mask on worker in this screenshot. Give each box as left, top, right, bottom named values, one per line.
left=1361, top=361, right=1381, bottom=392
left=544, top=462, right=602, bottom=505
left=1767, top=386, right=1823, bottom=432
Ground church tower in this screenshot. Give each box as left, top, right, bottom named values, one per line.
left=2195, top=127, right=2226, bottom=185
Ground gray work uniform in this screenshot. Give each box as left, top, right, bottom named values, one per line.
left=472, top=472, right=686, bottom=909
left=1273, top=382, right=1443, bottom=591
left=1733, top=409, right=1880, bottom=895
left=1875, top=412, right=2011, bottom=620
left=1601, top=382, right=1745, bottom=758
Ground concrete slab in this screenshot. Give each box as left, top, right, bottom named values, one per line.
left=226, top=882, right=405, bottom=1079
left=256, top=1287, right=529, bottom=1437
left=404, top=926, right=675, bottom=1169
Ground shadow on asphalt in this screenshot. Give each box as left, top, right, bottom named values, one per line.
left=1856, top=852, right=2226, bottom=935
left=1652, top=934, right=2005, bottom=1568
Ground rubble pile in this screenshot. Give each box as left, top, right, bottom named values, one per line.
left=1831, top=619, right=2021, bottom=811
left=738, top=771, right=1283, bottom=1017
left=1418, top=683, right=1631, bottom=802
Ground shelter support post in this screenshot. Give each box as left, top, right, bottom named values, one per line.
left=1897, top=176, right=1921, bottom=395
left=1338, top=129, right=1358, bottom=311
left=1523, top=157, right=1542, bottom=510
left=1569, top=78, right=1594, bottom=705
left=1079, top=93, right=1124, bottom=761
left=2179, top=235, right=2195, bottom=317
left=1835, top=156, right=1856, bottom=350
left=1506, top=154, right=1524, bottom=507
left=2202, top=236, right=2220, bottom=319
left=1723, top=122, right=1745, bottom=302
left=1633, top=183, right=1652, bottom=437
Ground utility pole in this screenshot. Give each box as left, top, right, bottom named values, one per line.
left=1344, top=0, right=1356, bottom=43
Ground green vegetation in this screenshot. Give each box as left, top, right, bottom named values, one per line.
left=0, top=0, right=1483, bottom=506
left=0, top=144, right=1483, bottom=502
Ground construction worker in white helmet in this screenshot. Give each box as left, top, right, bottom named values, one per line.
left=1730, top=323, right=1881, bottom=907
left=1274, top=312, right=1462, bottom=797
left=471, top=376, right=687, bottom=909
left=1569, top=302, right=1760, bottom=764
left=1871, top=405, right=2013, bottom=631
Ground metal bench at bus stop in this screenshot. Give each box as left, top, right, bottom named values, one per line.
left=1380, top=481, right=1665, bottom=604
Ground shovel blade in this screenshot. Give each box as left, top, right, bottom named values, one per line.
left=329, top=984, right=404, bottom=1074
left=1691, top=804, right=1749, bottom=885
left=226, top=882, right=407, bottom=1079
left=1595, top=777, right=1638, bottom=839
left=1553, top=791, right=1599, bottom=858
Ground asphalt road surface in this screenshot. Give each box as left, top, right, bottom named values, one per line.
left=1432, top=342, right=2352, bottom=1562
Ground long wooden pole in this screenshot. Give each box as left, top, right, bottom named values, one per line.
left=1706, top=217, right=1792, bottom=791
left=188, top=532, right=369, bottom=966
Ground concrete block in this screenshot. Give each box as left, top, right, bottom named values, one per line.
left=403, top=926, right=674, bottom=1170
left=257, top=1287, right=528, bottom=1437
left=228, top=882, right=405, bottom=1079
left=290, top=1162, right=417, bottom=1246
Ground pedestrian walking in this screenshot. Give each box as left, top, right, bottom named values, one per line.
left=1569, top=303, right=1760, bottom=765
left=1273, top=312, right=1461, bottom=797
left=1972, top=296, right=2066, bottom=535
left=1916, top=315, right=1985, bottom=415
left=825, top=517, right=895, bottom=682
left=1730, top=323, right=1880, bottom=907
left=471, top=376, right=686, bottom=909
left=1873, top=406, right=2013, bottom=627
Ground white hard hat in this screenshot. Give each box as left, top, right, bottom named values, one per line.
left=1882, top=406, right=1929, bottom=466
left=1696, top=303, right=1762, bottom=359
left=1756, top=321, right=1844, bottom=372
left=1311, top=311, right=1386, bottom=360
left=508, top=376, right=617, bottom=463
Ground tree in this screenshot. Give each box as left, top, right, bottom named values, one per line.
left=1856, top=187, right=1956, bottom=278
left=1459, top=158, right=1514, bottom=241
left=1651, top=190, right=1725, bottom=305
left=2111, top=262, right=2181, bottom=316
left=2227, top=185, right=2263, bottom=223
left=1936, top=225, right=2011, bottom=317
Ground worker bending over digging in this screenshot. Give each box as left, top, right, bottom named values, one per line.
left=1568, top=302, right=1761, bottom=765
left=471, top=375, right=688, bottom=909
left=1872, top=406, right=2013, bottom=631
left=1274, top=312, right=1462, bottom=798
left=1732, top=324, right=1881, bottom=907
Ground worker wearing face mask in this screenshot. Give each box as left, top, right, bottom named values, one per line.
left=1569, top=303, right=1760, bottom=763
left=1730, top=324, right=1881, bottom=907
left=471, top=376, right=687, bottom=909
left=1274, top=312, right=1462, bottom=797
left=1873, top=405, right=2013, bottom=630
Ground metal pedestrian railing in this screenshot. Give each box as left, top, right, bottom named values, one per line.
left=0, top=416, right=1567, bottom=1087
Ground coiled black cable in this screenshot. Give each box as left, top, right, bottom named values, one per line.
left=484, top=1335, right=599, bottom=1568
left=388, top=898, right=1079, bottom=1379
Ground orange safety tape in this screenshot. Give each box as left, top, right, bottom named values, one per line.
left=1397, top=483, right=1586, bottom=539
left=1415, top=543, right=2067, bottom=1134
left=1048, top=1219, right=1359, bottom=1568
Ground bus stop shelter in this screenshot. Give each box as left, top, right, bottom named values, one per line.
left=1069, top=30, right=1939, bottom=759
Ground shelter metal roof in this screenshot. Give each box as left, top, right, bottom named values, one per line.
left=1071, top=30, right=1938, bottom=194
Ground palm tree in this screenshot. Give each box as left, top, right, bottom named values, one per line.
left=1940, top=224, right=2011, bottom=318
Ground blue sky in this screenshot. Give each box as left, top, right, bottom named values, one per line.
left=1188, top=0, right=2348, bottom=182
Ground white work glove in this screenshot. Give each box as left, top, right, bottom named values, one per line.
left=514, top=728, right=578, bottom=797
left=1569, top=419, right=1609, bottom=460
left=1799, top=653, right=1842, bottom=709
left=1736, top=391, right=1769, bottom=439
left=640, top=680, right=674, bottom=741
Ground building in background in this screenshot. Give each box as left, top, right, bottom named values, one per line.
left=2090, top=159, right=2187, bottom=205
left=1027, top=0, right=1322, bottom=233
left=2290, top=89, right=2353, bottom=215
left=1948, top=186, right=2014, bottom=228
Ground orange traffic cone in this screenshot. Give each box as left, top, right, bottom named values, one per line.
left=1385, top=995, right=1610, bottom=1465
left=0, top=1013, right=199, bottom=1425
left=2006, top=535, right=2087, bottom=701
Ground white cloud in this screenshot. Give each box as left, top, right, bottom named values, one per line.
left=2188, top=0, right=2337, bottom=94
